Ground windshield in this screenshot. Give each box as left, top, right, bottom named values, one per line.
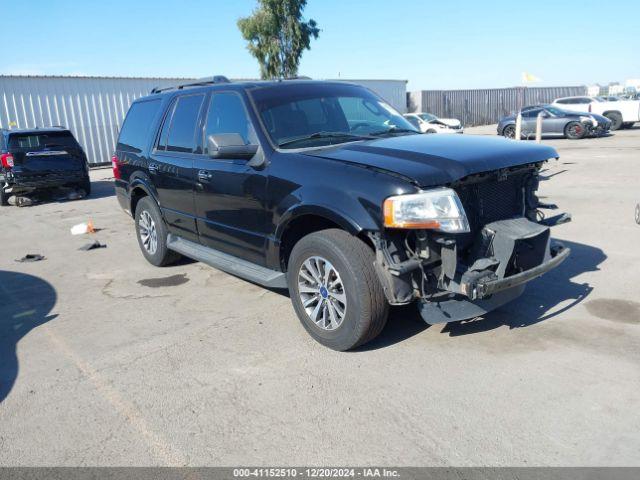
left=418, top=113, right=437, bottom=122
left=250, top=83, right=418, bottom=149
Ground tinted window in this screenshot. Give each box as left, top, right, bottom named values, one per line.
left=163, top=94, right=205, bottom=153
left=522, top=108, right=542, bottom=118
left=117, top=99, right=161, bottom=153
left=204, top=92, right=257, bottom=153
left=556, top=99, right=569, bottom=104
left=9, top=131, right=80, bottom=150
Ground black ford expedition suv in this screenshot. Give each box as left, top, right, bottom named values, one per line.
left=1, top=127, right=91, bottom=205
left=114, top=78, right=570, bottom=351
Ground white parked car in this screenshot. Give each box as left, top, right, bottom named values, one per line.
left=403, top=113, right=464, bottom=134
left=552, top=96, right=640, bottom=130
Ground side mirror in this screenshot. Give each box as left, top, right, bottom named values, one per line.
left=207, top=134, right=259, bottom=160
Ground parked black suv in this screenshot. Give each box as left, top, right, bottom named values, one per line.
left=114, top=78, right=570, bottom=350
left=1, top=127, right=91, bottom=205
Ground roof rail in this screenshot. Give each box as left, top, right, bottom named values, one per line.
left=150, top=75, right=231, bottom=94
left=279, top=76, right=312, bottom=81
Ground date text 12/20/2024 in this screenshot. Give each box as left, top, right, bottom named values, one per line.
left=233, top=468, right=400, bottom=478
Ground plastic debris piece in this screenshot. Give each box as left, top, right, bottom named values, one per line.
left=79, top=240, right=106, bottom=251
left=70, top=220, right=95, bottom=235
left=15, top=254, right=45, bottom=263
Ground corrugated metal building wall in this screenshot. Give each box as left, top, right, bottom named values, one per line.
left=0, top=76, right=407, bottom=165
left=0, top=76, right=189, bottom=165
left=408, top=86, right=588, bottom=127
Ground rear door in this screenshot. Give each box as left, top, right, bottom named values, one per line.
left=149, top=93, right=206, bottom=243
left=8, top=131, right=87, bottom=178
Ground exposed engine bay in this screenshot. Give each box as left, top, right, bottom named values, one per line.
left=371, top=161, right=571, bottom=324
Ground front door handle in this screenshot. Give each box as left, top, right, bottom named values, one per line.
left=198, top=170, right=213, bottom=182
left=148, top=163, right=159, bottom=174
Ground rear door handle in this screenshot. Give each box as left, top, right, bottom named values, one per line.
left=148, top=163, right=159, bottom=173
left=198, top=170, right=212, bottom=182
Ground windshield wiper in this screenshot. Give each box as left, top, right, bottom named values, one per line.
left=277, top=131, right=372, bottom=148
left=370, top=127, right=419, bottom=136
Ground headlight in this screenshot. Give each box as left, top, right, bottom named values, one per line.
left=383, top=188, right=470, bottom=232
left=579, top=115, right=595, bottom=125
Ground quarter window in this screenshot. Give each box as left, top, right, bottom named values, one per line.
left=117, top=99, right=161, bottom=153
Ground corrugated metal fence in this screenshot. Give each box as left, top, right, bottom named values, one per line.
left=0, top=76, right=408, bottom=165
left=0, top=76, right=188, bottom=165
left=408, top=86, right=588, bottom=127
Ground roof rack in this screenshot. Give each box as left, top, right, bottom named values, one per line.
left=150, top=75, right=231, bottom=94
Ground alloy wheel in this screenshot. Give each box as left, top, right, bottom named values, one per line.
left=297, top=256, right=347, bottom=331
left=139, top=210, right=158, bottom=255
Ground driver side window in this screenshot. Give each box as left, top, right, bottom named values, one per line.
left=204, top=92, right=258, bottom=154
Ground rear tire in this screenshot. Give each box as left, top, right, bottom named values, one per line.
left=80, top=176, right=91, bottom=197
left=564, top=121, right=586, bottom=140
left=502, top=125, right=516, bottom=139
left=134, top=196, right=181, bottom=267
left=287, top=229, right=389, bottom=351
left=604, top=112, right=623, bottom=131
left=425, top=129, right=437, bottom=134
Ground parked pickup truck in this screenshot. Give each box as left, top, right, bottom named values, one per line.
left=114, top=77, right=571, bottom=350
left=552, top=96, right=640, bottom=130
left=1, top=127, right=91, bottom=206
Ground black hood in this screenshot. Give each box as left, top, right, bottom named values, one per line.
left=305, top=134, right=558, bottom=187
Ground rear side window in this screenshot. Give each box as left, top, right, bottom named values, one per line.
left=117, top=99, right=161, bottom=153
left=157, top=94, right=205, bottom=153
left=8, top=131, right=79, bottom=150
left=522, top=108, right=541, bottom=118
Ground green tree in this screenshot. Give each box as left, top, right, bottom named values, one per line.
left=238, top=0, right=320, bottom=80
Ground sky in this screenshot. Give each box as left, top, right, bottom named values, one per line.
left=2, top=0, right=638, bottom=90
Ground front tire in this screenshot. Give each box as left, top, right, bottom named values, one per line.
left=564, top=121, right=586, bottom=140
left=0, top=189, right=9, bottom=206
left=134, top=196, right=180, bottom=267
left=288, top=229, right=389, bottom=351
left=604, top=112, right=623, bottom=131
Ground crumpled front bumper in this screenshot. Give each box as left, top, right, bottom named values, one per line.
left=468, top=243, right=569, bottom=300
left=418, top=216, right=570, bottom=324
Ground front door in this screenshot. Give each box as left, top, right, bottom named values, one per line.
left=149, top=93, right=205, bottom=243
left=193, top=91, right=268, bottom=266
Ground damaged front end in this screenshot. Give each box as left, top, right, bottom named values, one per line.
left=372, top=161, right=571, bottom=324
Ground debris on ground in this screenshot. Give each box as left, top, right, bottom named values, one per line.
left=15, top=254, right=46, bottom=263
left=70, top=220, right=95, bottom=235
left=78, top=240, right=106, bottom=251
left=8, top=195, right=37, bottom=207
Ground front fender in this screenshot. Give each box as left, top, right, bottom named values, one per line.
left=274, top=185, right=383, bottom=243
